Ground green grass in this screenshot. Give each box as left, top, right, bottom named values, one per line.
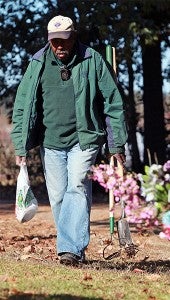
left=0, top=258, right=169, bottom=300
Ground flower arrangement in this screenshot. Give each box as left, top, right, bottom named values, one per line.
left=90, top=160, right=170, bottom=240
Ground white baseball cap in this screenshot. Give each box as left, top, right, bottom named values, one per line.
left=47, top=15, right=76, bottom=40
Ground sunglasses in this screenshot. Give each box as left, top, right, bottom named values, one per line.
left=60, top=66, right=71, bottom=81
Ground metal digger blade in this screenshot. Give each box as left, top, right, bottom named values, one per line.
left=117, top=218, right=133, bottom=246
left=117, top=218, right=138, bottom=257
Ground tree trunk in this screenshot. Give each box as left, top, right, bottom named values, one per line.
left=126, top=61, right=143, bottom=172
left=142, top=40, right=166, bottom=165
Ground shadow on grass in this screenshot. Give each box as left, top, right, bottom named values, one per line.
left=84, top=259, right=170, bottom=273
left=3, top=293, right=103, bottom=300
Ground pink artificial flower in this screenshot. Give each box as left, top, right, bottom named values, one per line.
left=154, top=220, right=159, bottom=226
left=113, top=189, right=121, bottom=197
left=159, top=225, right=170, bottom=241
left=163, top=160, right=170, bottom=172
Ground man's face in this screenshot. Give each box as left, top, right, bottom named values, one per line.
left=50, top=34, right=76, bottom=62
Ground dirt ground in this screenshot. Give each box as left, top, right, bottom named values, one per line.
left=0, top=200, right=170, bottom=272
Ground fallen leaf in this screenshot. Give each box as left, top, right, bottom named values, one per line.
left=9, top=288, right=21, bottom=296
left=0, top=275, right=8, bottom=282
left=103, top=239, right=112, bottom=245
left=83, top=273, right=92, bottom=280
left=36, top=247, right=43, bottom=254
left=20, top=254, right=32, bottom=260
left=133, top=268, right=145, bottom=273
left=115, top=293, right=125, bottom=299
left=0, top=244, right=5, bottom=252
left=148, top=296, right=156, bottom=300
left=31, top=237, right=40, bottom=244
left=23, top=245, right=35, bottom=254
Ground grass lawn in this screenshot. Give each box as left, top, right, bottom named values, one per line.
left=0, top=203, right=170, bottom=300
left=0, top=258, right=169, bottom=300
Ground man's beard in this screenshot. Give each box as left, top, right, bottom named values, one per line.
left=55, top=50, right=69, bottom=55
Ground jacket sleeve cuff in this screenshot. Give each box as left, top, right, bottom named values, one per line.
left=108, top=146, right=125, bottom=154
left=15, top=148, right=27, bottom=156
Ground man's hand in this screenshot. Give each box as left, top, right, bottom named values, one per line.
left=16, top=156, right=27, bottom=166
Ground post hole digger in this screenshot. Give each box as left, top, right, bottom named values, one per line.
left=102, top=156, right=138, bottom=260
left=102, top=45, right=138, bottom=260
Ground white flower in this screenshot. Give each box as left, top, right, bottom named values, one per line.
left=165, top=174, right=170, bottom=181
left=146, top=192, right=155, bottom=202
left=149, top=164, right=163, bottom=176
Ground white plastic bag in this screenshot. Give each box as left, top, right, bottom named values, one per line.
left=15, top=165, right=38, bottom=223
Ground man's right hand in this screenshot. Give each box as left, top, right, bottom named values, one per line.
left=16, top=156, right=27, bottom=166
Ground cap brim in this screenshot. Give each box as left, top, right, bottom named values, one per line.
left=48, top=31, right=73, bottom=40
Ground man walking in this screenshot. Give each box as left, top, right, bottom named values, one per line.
left=11, top=15, right=127, bottom=266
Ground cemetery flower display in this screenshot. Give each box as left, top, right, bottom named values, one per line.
left=90, top=160, right=170, bottom=240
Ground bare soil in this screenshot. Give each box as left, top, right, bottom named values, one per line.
left=0, top=200, right=170, bottom=273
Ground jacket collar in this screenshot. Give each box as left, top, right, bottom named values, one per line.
left=77, top=42, right=92, bottom=59
left=32, top=43, right=49, bottom=61
left=32, top=41, right=92, bottom=61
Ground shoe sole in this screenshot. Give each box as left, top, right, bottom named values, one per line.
left=60, top=256, right=79, bottom=266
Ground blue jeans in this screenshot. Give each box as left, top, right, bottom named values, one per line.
left=40, top=144, right=99, bottom=259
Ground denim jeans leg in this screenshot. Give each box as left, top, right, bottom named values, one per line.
left=57, top=144, right=99, bottom=258
left=40, top=147, right=68, bottom=227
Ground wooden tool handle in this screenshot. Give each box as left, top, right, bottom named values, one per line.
left=117, top=160, right=124, bottom=177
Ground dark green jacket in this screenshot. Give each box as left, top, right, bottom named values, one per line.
left=11, top=42, right=127, bottom=156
